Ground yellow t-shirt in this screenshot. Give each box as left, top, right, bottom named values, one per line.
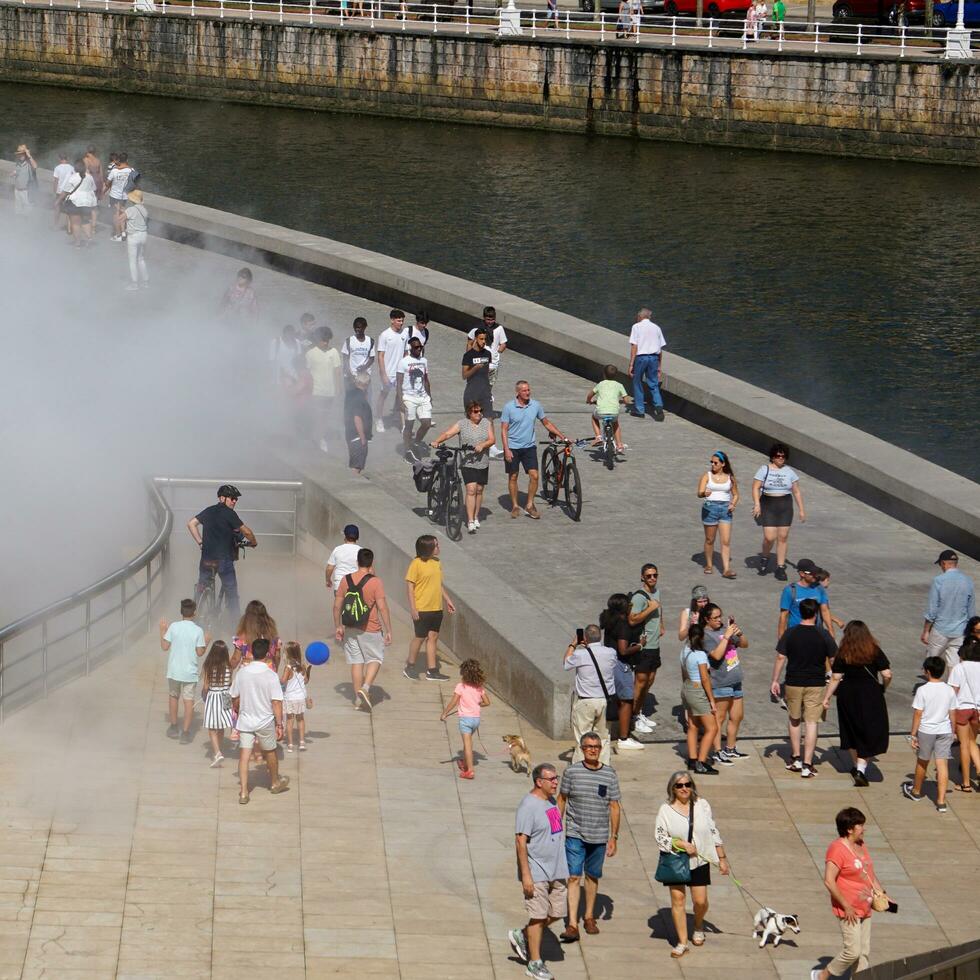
left=406, top=557, right=443, bottom=612
left=306, top=346, right=341, bottom=397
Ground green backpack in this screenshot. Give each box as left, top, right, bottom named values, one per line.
left=341, top=573, right=374, bottom=628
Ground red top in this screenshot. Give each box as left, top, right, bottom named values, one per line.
left=826, top=838, right=875, bottom=919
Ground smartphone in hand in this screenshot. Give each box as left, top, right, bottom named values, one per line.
left=576, top=628, right=585, bottom=645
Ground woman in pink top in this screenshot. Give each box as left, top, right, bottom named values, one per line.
left=812, top=807, right=889, bottom=980
left=440, top=659, right=491, bottom=780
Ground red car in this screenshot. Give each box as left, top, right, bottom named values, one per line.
left=832, top=0, right=926, bottom=23
left=664, top=0, right=749, bottom=14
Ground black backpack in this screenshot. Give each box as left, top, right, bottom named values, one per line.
left=124, top=167, right=142, bottom=194
left=340, top=573, right=375, bottom=628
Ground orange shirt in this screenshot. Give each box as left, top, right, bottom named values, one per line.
left=343, top=570, right=385, bottom=633
left=826, top=838, right=874, bottom=919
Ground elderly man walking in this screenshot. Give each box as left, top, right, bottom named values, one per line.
left=509, top=763, right=568, bottom=980
left=627, top=307, right=667, bottom=421
left=921, top=550, right=975, bottom=669
left=558, top=733, right=621, bottom=944
left=564, top=626, right=616, bottom=764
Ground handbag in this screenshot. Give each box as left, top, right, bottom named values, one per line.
left=584, top=645, right=617, bottom=722
left=655, top=804, right=694, bottom=885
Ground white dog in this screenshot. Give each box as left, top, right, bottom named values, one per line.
left=752, top=907, right=800, bottom=948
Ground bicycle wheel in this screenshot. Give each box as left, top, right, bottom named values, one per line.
left=541, top=447, right=560, bottom=504
left=196, top=578, right=215, bottom=621
left=426, top=469, right=445, bottom=523
left=564, top=459, right=583, bottom=522
left=604, top=434, right=616, bottom=470
left=445, top=476, right=464, bottom=542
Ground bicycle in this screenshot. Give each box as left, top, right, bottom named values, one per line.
left=194, top=536, right=254, bottom=626
left=424, top=443, right=474, bottom=543
left=540, top=438, right=585, bottom=522
left=597, top=415, right=618, bottom=471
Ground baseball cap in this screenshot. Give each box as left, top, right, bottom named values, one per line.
left=796, top=558, right=818, bottom=575
left=344, top=524, right=359, bottom=540
left=935, top=549, right=958, bottom=564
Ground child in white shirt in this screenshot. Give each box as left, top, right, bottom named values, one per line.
left=280, top=641, right=312, bottom=752
left=903, top=656, right=958, bottom=811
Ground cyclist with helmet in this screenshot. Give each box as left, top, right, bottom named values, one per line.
left=187, top=485, right=257, bottom=619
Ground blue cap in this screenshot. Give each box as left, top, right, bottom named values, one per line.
left=344, top=524, right=359, bottom=540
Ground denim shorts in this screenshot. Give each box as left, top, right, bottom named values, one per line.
left=458, top=716, right=481, bottom=735
left=566, top=836, right=607, bottom=879
left=712, top=683, right=743, bottom=699
left=701, top=499, right=732, bottom=526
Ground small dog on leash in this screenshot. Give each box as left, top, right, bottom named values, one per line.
left=502, top=735, right=531, bottom=774
left=752, top=908, right=800, bottom=948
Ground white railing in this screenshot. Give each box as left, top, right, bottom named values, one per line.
left=4, top=0, right=976, bottom=58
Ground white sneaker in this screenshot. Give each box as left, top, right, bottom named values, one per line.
left=634, top=716, right=657, bottom=733
left=617, top=737, right=645, bottom=751
left=473, top=519, right=481, bottom=528
left=376, top=419, right=385, bottom=433
left=209, top=754, right=224, bottom=768
left=467, top=521, right=476, bottom=534
left=124, top=283, right=140, bottom=291
left=319, top=439, right=329, bottom=453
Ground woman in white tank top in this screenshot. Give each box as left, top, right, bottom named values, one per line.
left=697, top=451, right=740, bottom=578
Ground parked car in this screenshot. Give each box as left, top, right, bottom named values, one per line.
left=930, top=0, right=980, bottom=24
left=663, top=0, right=749, bottom=15
left=579, top=0, right=662, bottom=13
left=832, top=0, right=925, bottom=23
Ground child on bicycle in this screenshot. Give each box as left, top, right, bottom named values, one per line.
left=280, top=641, right=313, bottom=752
left=587, top=364, right=630, bottom=453
left=440, top=659, right=491, bottom=779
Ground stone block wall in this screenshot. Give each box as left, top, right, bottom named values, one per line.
left=0, top=6, right=977, bottom=163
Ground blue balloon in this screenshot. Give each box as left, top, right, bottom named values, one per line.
left=305, top=641, right=330, bottom=666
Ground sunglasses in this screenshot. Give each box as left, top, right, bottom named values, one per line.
left=675, top=782, right=693, bottom=789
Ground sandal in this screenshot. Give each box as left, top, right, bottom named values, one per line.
left=238, top=794, right=250, bottom=805
left=691, top=930, right=705, bottom=946
left=722, top=570, right=737, bottom=579
left=958, top=783, right=974, bottom=792
left=670, top=943, right=688, bottom=958
left=704, top=567, right=714, bottom=575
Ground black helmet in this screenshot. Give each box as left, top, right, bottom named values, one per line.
left=217, top=484, right=241, bottom=500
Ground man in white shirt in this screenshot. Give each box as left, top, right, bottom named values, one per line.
left=305, top=326, right=342, bottom=454
left=341, top=317, right=375, bottom=385
left=230, top=638, right=289, bottom=804
left=326, top=524, right=362, bottom=593
left=627, top=307, right=667, bottom=421
left=563, top=625, right=617, bottom=764
left=396, top=336, right=432, bottom=457
left=52, top=153, right=74, bottom=230
left=467, top=306, right=509, bottom=416
left=375, top=309, right=408, bottom=433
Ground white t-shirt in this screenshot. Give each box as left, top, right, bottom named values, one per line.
left=57, top=169, right=79, bottom=194
left=230, top=661, right=283, bottom=732
left=107, top=165, right=132, bottom=201
left=398, top=355, right=429, bottom=397
left=65, top=174, right=98, bottom=208
left=52, top=162, right=74, bottom=188
left=341, top=334, right=376, bottom=376
left=327, top=541, right=361, bottom=590
left=270, top=337, right=300, bottom=382
left=911, top=680, right=957, bottom=735
left=377, top=327, right=407, bottom=382
left=754, top=463, right=799, bottom=496
left=306, top=346, right=341, bottom=397
left=467, top=324, right=509, bottom=366
left=948, top=662, right=980, bottom=709
left=628, top=318, right=667, bottom=355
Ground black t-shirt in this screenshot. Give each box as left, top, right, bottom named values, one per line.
left=345, top=387, right=374, bottom=442
left=603, top=619, right=634, bottom=663
left=462, top=348, right=492, bottom=404
left=777, top=624, right=838, bottom=687
left=196, top=502, right=244, bottom=562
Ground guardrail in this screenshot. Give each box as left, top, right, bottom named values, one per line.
left=2, top=0, right=974, bottom=58
left=0, top=478, right=172, bottom=722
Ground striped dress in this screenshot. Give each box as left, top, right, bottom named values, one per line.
left=203, top=667, right=234, bottom=730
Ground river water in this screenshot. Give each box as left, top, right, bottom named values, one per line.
left=4, top=82, right=979, bottom=479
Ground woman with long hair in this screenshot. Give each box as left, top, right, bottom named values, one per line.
left=699, top=604, right=749, bottom=766
left=751, top=442, right=806, bottom=582
left=823, top=621, right=892, bottom=786
left=697, top=451, right=740, bottom=578
left=234, top=599, right=282, bottom=670
left=680, top=622, right=719, bottom=775
left=201, top=640, right=233, bottom=767
left=677, top=585, right=710, bottom=642
left=948, top=618, right=980, bottom=792
left=600, top=593, right=644, bottom=751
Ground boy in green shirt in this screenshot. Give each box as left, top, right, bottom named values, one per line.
left=772, top=0, right=785, bottom=21
left=587, top=364, right=631, bottom=452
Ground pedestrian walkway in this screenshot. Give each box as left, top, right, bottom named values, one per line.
left=1, top=546, right=978, bottom=979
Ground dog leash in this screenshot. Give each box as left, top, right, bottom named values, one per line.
left=695, top=854, right=767, bottom=910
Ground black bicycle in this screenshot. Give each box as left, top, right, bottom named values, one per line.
left=194, top=536, right=254, bottom=626
left=540, top=438, right=585, bottom=521
left=598, top=415, right=618, bottom=470
left=424, top=444, right=474, bottom=542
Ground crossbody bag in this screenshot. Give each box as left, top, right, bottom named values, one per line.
left=655, top=804, right=694, bottom=884
left=584, top=644, right=618, bottom=722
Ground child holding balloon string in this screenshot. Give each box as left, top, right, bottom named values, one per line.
left=281, top=641, right=314, bottom=751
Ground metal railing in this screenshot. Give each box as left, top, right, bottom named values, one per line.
left=0, top=478, right=172, bottom=722
left=2, top=0, right=974, bottom=59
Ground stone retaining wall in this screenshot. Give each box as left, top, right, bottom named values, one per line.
left=0, top=5, right=978, bottom=164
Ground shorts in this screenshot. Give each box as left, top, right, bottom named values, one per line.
left=785, top=685, right=825, bottom=723
left=402, top=393, right=432, bottom=421
left=62, top=201, right=87, bottom=215
left=505, top=446, right=538, bottom=475
left=458, top=716, right=481, bottom=735
left=634, top=649, right=661, bottom=674
left=566, top=837, right=607, bottom=879
left=661, top=863, right=711, bottom=887
left=917, top=731, right=954, bottom=761
left=759, top=493, right=794, bottom=527
left=109, top=196, right=128, bottom=211
left=284, top=699, right=306, bottom=716
left=523, top=879, right=567, bottom=920
left=239, top=724, right=277, bottom=752
left=712, top=683, right=743, bottom=699
left=168, top=679, right=197, bottom=702
left=413, top=610, right=444, bottom=638
left=594, top=412, right=618, bottom=425
left=701, top=499, right=733, bottom=526
left=682, top=680, right=712, bottom=717
left=348, top=438, right=368, bottom=470
left=613, top=659, right=634, bottom=701
left=343, top=628, right=385, bottom=664
left=460, top=465, right=489, bottom=486
left=955, top=707, right=980, bottom=726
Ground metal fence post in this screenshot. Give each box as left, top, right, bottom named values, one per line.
left=777, top=18, right=783, bottom=49
left=0, top=641, right=4, bottom=723
left=309, top=0, right=313, bottom=23
left=280, top=0, right=284, bottom=22
left=671, top=14, right=677, bottom=44
left=708, top=15, right=713, bottom=46
left=814, top=20, right=819, bottom=50
left=191, top=0, right=195, bottom=17
left=432, top=2, right=437, bottom=31
left=220, top=0, right=224, bottom=19
left=565, top=9, right=570, bottom=37
left=531, top=9, right=536, bottom=35
left=856, top=21, right=862, bottom=53
left=599, top=10, right=605, bottom=40
left=899, top=23, right=905, bottom=55
left=249, top=0, right=253, bottom=19
left=465, top=3, right=469, bottom=32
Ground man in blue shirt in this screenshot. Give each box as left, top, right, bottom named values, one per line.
left=922, top=550, right=976, bottom=669
left=777, top=558, right=833, bottom=640
left=500, top=380, right=566, bottom=520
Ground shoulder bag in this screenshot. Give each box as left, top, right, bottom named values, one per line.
left=655, top=804, right=694, bottom=884
left=585, top=645, right=618, bottom=722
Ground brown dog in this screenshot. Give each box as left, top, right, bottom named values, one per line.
left=502, top=735, right=532, bottom=775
